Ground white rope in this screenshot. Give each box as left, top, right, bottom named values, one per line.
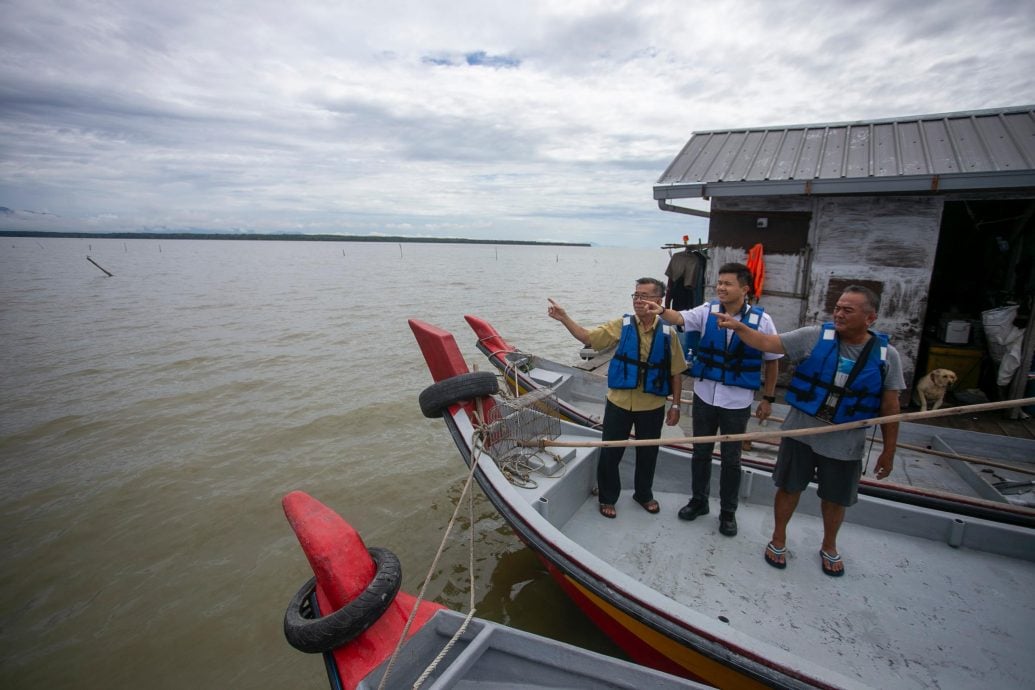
left=377, top=409, right=488, bottom=690
left=410, top=467, right=479, bottom=689
left=475, top=338, right=525, bottom=400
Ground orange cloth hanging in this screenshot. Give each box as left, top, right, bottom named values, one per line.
left=746, top=243, right=765, bottom=299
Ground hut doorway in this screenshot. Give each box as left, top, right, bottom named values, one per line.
left=919, top=199, right=1035, bottom=402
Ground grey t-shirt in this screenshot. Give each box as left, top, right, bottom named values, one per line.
left=779, top=326, right=905, bottom=461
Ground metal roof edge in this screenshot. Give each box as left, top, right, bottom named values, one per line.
left=686, top=104, right=1035, bottom=137
left=654, top=170, right=1035, bottom=200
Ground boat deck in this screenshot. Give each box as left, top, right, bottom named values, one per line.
left=359, top=610, right=708, bottom=689
left=560, top=482, right=1034, bottom=690
left=492, top=427, right=1035, bottom=690
left=424, top=320, right=1035, bottom=689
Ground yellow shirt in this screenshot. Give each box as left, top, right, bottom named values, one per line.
left=587, top=315, right=687, bottom=411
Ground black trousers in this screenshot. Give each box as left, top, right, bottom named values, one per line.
left=597, top=400, right=665, bottom=505
left=690, top=397, right=750, bottom=513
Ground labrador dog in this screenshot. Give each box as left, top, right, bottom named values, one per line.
left=914, top=368, right=958, bottom=411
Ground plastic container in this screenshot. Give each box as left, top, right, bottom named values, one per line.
left=938, top=319, right=971, bottom=344
left=1026, top=373, right=1035, bottom=415
left=926, top=344, right=983, bottom=390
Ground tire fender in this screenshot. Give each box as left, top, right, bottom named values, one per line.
left=283, top=546, right=402, bottom=654
left=418, top=371, right=499, bottom=418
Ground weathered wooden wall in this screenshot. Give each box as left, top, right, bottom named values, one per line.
left=807, top=196, right=943, bottom=386
left=707, top=195, right=944, bottom=389
left=708, top=198, right=813, bottom=346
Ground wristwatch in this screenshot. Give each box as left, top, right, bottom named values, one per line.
left=762, top=395, right=776, bottom=403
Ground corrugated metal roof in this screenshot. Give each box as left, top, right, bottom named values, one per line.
left=655, top=106, right=1035, bottom=200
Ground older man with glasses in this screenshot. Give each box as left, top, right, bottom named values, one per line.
left=548, top=277, right=687, bottom=519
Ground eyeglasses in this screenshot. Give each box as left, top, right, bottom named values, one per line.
left=631, top=293, right=662, bottom=300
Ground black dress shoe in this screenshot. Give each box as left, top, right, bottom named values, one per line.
left=678, top=499, right=709, bottom=521
left=719, top=511, right=738, bottom=537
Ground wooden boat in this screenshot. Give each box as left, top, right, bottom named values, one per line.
left=281, top=490, right=706, bottom=689
left=465, top=314, right=1035, bottom=527
left=411, top=317, right=1035, bottom=690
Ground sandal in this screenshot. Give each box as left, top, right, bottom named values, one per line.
left=764, top=542, right=787, bottom=569
left=820, top=550, right=845, bottom=577
left=636, top=499, right=660, bottom=514
left=599, top=503, right=617, bottom=519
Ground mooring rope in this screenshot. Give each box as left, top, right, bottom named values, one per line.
left=377, top=405, right=490, bottom=690
left=409, top=467, right=478, bottom=690
left=474, top=337, right=528, bottom=400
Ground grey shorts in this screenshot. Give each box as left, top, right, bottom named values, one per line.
left=773, top=437, right=861, bottom=506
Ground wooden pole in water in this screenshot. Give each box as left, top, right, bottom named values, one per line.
left=87, top=256, right=114, bottom=277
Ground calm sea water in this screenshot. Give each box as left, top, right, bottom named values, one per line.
left=0, top=237, right=673, bottom=689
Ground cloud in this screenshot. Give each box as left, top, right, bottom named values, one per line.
left=0, top=0, right=1032, bottom=247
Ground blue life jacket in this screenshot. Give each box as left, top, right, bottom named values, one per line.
left=607, top=315, right=673, bottom=397
left=786, top=323, right=888, bottom=423
left=689, top=302, right=766, bottom=390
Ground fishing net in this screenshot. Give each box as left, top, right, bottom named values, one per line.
left=476, top=388, right=565, bottom=487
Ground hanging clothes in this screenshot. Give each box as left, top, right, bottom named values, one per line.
left=746, top=243, right=765, bottom=300
left=691, top=249, right=708, bottom=307
left=665, top=248, right=706, bottom=310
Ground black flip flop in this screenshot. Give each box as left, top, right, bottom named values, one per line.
left=820, top=550, right=845, bottom=577
left=764, top=542, right=787, bottom=569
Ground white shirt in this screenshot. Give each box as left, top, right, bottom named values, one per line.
left=680, top=302, right=782, bottom=410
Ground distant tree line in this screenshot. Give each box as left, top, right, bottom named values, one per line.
left=0, top=230, right=590, bottom=247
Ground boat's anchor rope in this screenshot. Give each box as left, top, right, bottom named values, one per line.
left=377, top=403, right=489, bottom=690
left=502, top=351, right=525, bottom=400
left=409, top=467, right=477, bottom=690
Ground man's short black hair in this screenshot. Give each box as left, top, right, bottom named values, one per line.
left=717, top=262, right=754, bottom=291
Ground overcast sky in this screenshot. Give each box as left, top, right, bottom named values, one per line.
left=1, top=0, right=1033, bottom=247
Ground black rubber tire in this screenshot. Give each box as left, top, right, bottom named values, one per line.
left=283, top=546, right=402, bottom=654
left=418, top=371, right=499, bottom=418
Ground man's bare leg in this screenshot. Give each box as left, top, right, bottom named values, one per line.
left=819, top=499, right=846, bottom=574
left=767, top=488, right=800, bottom=566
